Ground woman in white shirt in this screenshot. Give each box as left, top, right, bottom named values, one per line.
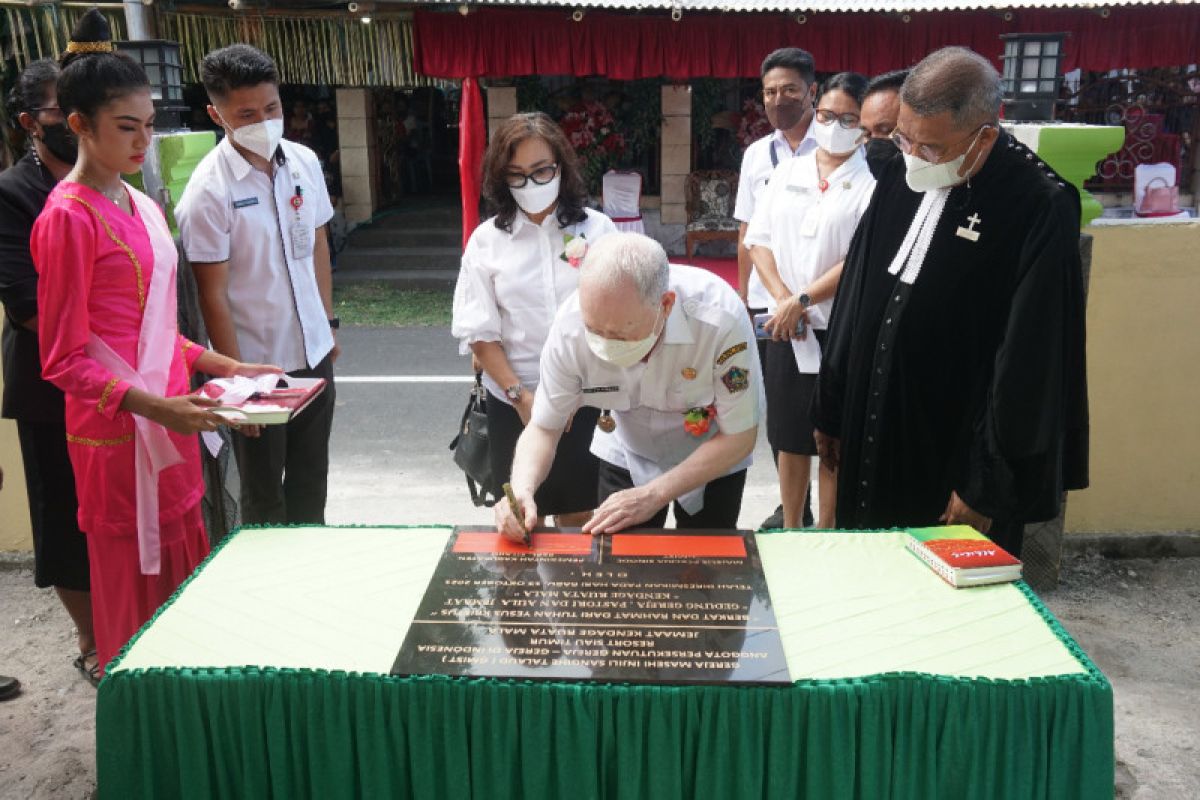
left=452, top=112, right=618, bottom=526
left=745, top=73, right=876, bottom=530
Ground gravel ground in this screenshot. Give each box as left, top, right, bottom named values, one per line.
left=1, top=551, right=1196, bottom=799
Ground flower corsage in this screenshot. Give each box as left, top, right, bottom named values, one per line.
left=561, top=233, right=588, bottom=268
left=683, top=404, right=716, bottom=437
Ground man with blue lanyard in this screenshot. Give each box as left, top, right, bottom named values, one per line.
left=733, top=47, right=818, bottom=529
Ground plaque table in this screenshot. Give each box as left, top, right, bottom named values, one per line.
left=96, top=526, right=1113, bottom=799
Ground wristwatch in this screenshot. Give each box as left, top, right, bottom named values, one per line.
left=796, top=293, right=812, bottom=309
left=505, top=383, right=525, bottom=402
left=328, top=317, right=341, bottom=330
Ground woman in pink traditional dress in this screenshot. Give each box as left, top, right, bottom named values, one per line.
left=31, top=10, right=280, bottom=673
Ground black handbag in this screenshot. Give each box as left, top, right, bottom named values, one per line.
left=449, top=372, right=502, bottom=508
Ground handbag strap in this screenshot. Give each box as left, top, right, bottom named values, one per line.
left=1143, top=176, right=1171, bottom=190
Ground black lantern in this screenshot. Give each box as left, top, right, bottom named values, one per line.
left=1000, top=33, right=1067, bottom=121
left=116, top=39, right=188, bottom=131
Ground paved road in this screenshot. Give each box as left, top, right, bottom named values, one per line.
left=325, top=325, right=785, bottom=528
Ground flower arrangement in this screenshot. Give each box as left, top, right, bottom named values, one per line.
left=736, top=98, right=772, bottom=150
left=559, top=101, right=627, bottom=193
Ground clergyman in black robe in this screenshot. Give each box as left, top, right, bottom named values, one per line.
left=813, top=47, right=1089, bottom=556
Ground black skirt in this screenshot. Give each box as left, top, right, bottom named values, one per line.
left=764, top=330, right=827, bottom=456
left=486, top=391, right=600, bottom=516
left=17, top=419, right=89, bottom=591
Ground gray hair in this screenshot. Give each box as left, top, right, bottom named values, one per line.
left=900, top=47, right=1002, bottom=129
left=579, top=232, right=670, bottom=306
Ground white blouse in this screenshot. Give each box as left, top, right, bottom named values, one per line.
left=451, top=206, right=617, bottom=404
left=744, top=147, right=876, bottom=331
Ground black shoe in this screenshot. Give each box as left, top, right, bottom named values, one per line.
left=0, top=675, right=20, bottom=701
left=760, top=504, right=784, bottom=530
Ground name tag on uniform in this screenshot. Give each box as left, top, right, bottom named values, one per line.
left=799, top=211, right=819, bottom=238
left=232, top=196, right=259, bottom=209
left=290, top=222, right=312, bottom=256
left=785, top=184, right=811, bottom=195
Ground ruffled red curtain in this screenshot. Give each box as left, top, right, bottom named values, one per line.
left=415, top=6, right=1200, bottom=79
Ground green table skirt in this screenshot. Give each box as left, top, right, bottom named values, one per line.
left=99, top=665, right=1111, bottom=799
left=96, top=527, right=1113, bottom=799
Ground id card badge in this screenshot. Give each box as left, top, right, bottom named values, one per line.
left=290, top=221, right=312, bottom=257
left=799, top=210, right=819, bottom=238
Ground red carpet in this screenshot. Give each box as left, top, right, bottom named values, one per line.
left=675, top=256, right=737, bottom=290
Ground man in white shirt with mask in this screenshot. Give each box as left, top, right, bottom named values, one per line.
left=495, top=233, right=764, bottom=540
left=177, top=44, right=338, bottom=526
left=732, top=46, right=819, bottom=529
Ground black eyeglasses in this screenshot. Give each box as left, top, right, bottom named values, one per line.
left=505, top=163, right=559, bottom=188
left=815, top=109, right=861, bottom=130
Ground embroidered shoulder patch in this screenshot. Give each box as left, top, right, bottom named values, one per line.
left=721, top=365, right=750, bottom=394
left=716, top=341, right=748, bottom=366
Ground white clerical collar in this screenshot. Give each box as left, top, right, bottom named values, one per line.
left=887, top=188, right=951, bottom=285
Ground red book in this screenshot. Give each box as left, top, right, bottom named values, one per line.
left=202, top=376, right=327, bottom=425
left=906, top=525, right=1023, bottom=588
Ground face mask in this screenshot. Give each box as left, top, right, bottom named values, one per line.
left=38, top=122, right=77, bottom=164
left=812, top=119, right=863, bottom=156
left=227, top=117, right=284, bottom=161
left=903, top=127, right=987, bottom=193
left=585, top=306, right=664, bottom=369
left=864, top=137, right=895, bottom=165
left=767, top=100, right=807, bottom=132
left=510, top=174, right=560, bottom=215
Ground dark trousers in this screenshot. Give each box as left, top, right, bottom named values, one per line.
left=232, top=354, right=335, bottom=525
left=597, top=460, right=747, bottom=530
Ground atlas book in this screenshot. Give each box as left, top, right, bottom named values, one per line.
left=906, top=525, right=1023, bottom=588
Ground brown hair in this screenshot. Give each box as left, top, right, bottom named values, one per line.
left=482, top=111, right=588, bottom=233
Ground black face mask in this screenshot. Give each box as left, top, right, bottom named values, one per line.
left=864, top=136, right=898, bottom=177
left=767, top=100, right=808, bottom=132
left=38, top=122, right=78, bottom=165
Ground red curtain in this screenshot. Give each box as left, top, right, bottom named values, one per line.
left=416, top=6, right=1200, bottom=79
left=458, top=77, right=486, bottom=249
left=432, top=5, right=1200, bottom=242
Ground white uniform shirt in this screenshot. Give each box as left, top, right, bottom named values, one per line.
left=733, top=128, right=818, bottom=310
left=176, top=137, right=335, bottom=372
left=531, top=265, right=764, bottom=514
left=745, top=147, right=875, bottom=373
left=452, top=207, right=617, bottom=404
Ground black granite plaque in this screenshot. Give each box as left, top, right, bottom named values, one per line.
left=391, top=527, right=791, bottom=685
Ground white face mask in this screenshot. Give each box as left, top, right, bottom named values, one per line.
left=903, top=126, right=988, bottom=193
left=226, top=117, right=284, bottom=162
left=585, top=306, right=664, bottom=369
left=510, top=174, right=561, bottom=216
left=813, top=118, right=863, bottom=156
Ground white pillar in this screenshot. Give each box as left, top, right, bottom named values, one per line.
left=123, top=0, right=153, bottom=40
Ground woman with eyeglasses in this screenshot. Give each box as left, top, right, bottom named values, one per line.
left=452, top=112, right=617, bottom=528
left=745, top=72, right=876, bottom=529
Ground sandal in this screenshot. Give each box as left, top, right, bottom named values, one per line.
left=73, top=649, right=101, bottom=688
